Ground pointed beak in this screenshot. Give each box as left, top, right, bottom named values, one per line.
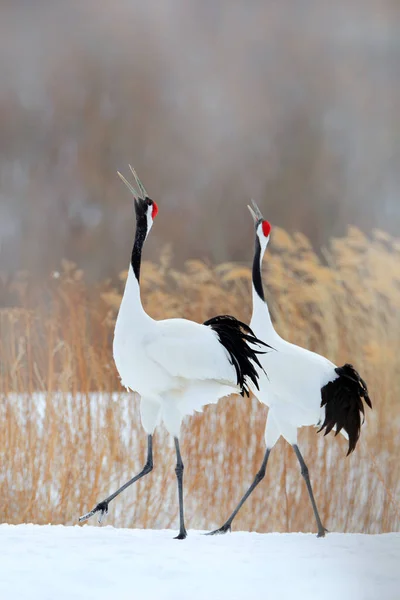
left=117, top=170, right=139, bottom=200
left=128, top=165, right=148, bottom=199
left=117, top=165, right=148, bottom=200
left=247, top=204, right=258, bottom=224
left=247, top=199, right=264, bottom=224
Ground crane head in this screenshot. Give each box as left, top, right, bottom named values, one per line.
left=247, top=199, right=271, bottom=239
left=117, top=166, right=159, bottom=233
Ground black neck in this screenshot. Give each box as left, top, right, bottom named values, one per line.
left=252, top=235, right=265, bottom=301
left=131, top=214, right=148, bottom=282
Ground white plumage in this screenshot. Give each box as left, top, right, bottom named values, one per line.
left=116, top=294, right=237, bottom=390
left=248, top=307, right=337, bottom=447
left=113, top=274, right=245, bottom=436
left=80, top=168, right=266, bottom=538
left=209, top=199, right=371, bottom=537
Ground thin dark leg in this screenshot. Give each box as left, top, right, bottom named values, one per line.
left=79, top=434, right=154, bottom=523
left=207, top=448, right=271, bottom=535
left=292, top=444, right=328, bottom=538
left=174, top=437, right=187, bottom=540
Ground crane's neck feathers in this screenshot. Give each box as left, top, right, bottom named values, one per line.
left=119, top=202, right=150, bottom=327
left=251, top=229, right=276, bottom=336
left=131, top=212, right=148, bottom=281
left=252, top=235, right=265, bottom=302
left=131, top=197, right=154, bottom=282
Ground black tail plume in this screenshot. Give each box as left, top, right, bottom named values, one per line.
left=203, top=315, right=271, bottom=397
left=319, top=364, right=372, bottom=455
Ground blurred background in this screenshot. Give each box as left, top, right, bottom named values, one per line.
left=0, top=1, right=399, bottom=534
left=1, top=0, right=399, bottom=278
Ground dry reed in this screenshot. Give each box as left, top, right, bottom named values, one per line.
left=0, top=228, right=399, bottom=533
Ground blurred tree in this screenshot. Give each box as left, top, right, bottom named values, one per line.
left=0, top=0, right=399, bottom=277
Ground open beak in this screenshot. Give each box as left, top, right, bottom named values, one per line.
left=117, top=170, right=139, bottom=200
left=117, top=165, right=148, bottom=200
left=129, top=165, right=148, bottom=198
left=247, top=198, right=264, bottom=224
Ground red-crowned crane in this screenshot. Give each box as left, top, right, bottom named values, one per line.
left=79, top=170, right=269, bottom=539
left=209, top=199, right=372, bottom=537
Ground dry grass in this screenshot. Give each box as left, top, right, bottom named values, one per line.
left=1, top=228, right=399, bottom=533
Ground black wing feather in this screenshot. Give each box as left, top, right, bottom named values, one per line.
left=203, top=315, right=272, bottom=397
left=319, top=363, right=372, bottom=455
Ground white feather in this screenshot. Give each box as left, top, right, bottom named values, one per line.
left=113, top=266, right=241, bottom=436
left=249, top=228, right=344, bottom=447
left=144, top=318, right=235, bottom=383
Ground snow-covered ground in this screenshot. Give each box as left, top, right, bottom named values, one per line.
left=0, top=525, right=398, bottom=600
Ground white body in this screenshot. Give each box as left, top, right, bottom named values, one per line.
left=113, top=266, right=240, bottom=437
left=249, top=232, right=343, bottom=449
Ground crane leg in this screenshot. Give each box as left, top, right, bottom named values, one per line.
left=79, top=434, right=154, bottom=523
left=207, top=448, right=271, bottom=535
left=174, top=437, right=187, bottom=539
left=292, top=444, right=328, bottom=537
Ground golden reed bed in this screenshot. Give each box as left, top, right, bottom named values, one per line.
left=0, top=227, right=399, bottom=533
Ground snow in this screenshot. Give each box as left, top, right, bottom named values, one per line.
left=0, top=525, right=398, bottom=600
